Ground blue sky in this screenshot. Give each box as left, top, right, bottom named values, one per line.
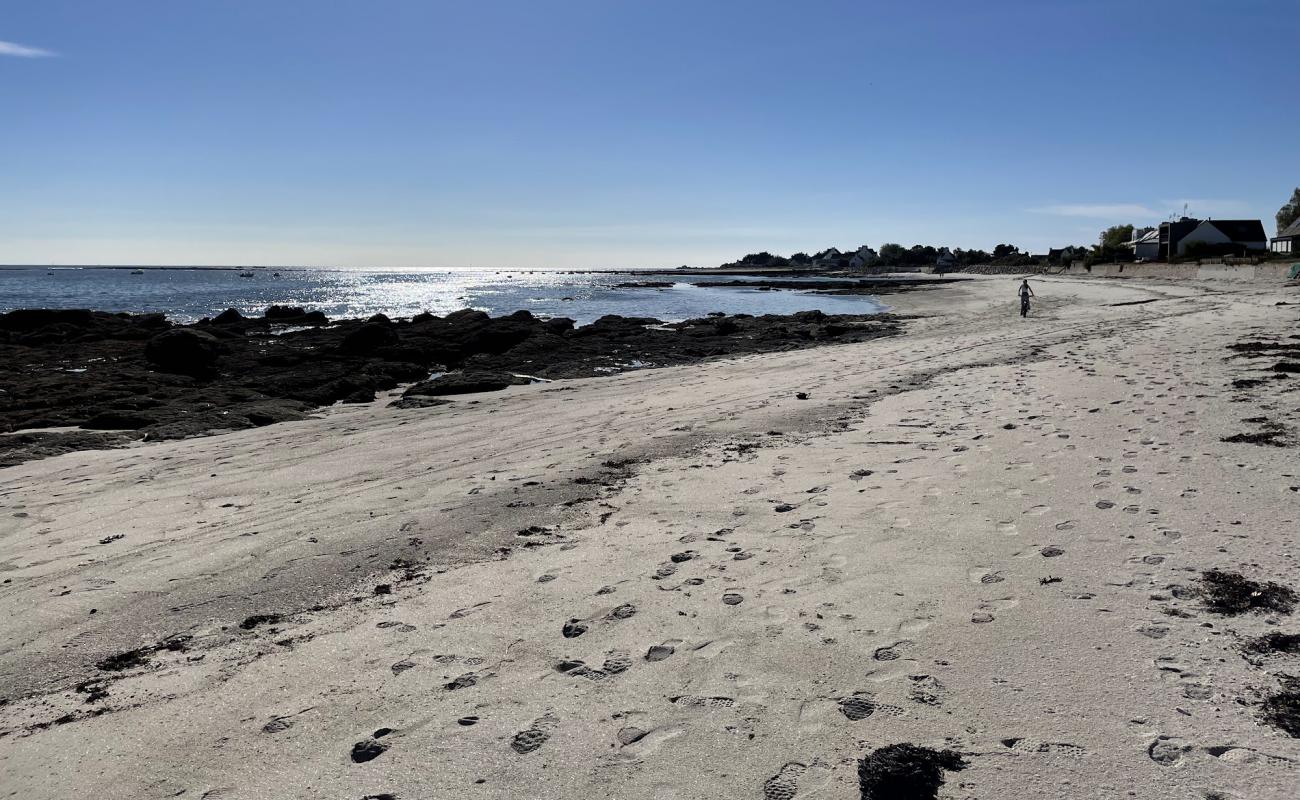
left=2, top=0, right=1296, bottom=268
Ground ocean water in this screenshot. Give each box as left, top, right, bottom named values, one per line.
left=0, top=267, right=886, bottom=325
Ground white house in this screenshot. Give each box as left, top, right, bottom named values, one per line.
left=848, top=245, right=878, bottom=270
left=1175, top=219, right=1268, bottom=256
left=1272, top=217, right=1300, bottom=255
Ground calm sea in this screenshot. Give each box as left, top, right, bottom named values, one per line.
left=0, top=267, right=886, bottom=325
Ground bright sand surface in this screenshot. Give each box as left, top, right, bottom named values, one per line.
left=1, top=275, right=1298, bottom=798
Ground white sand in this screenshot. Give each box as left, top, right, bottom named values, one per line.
left=1, top=275, right=1298, bottom=798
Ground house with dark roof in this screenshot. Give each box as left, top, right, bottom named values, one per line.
left=1157, top=217, right=1202, bottom=260
left=1173, top=219, right=1267, bottom=257
left=1272, top=217, right=1300, bottom=255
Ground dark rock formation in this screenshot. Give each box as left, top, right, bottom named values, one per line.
left=402, top=372, right=531, bottom=397
left=144, top=329, right=224, bottom=375
left=1, top=304, right=904, bottom=466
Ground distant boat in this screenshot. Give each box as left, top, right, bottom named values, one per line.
left=130, top=269, right=144, bottom=275
left=272, top=272, right=281, bottom=277
left=239, top=271, right=255, bottom=278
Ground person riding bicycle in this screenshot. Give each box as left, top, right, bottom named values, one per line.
left=1018, top=279, right=1034, bottom=317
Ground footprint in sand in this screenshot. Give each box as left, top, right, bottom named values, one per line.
left=511, top=713, right=559, bottom=754
left=762, top=760, right=832, bottom=800
left=559, top=650, right=633, bottom=681
left=1001, top=737, right=1087, bottom=758
left=608, top=724, right=686, bottom=764
left=670, top=695, right=736, bottom=709
left=838, top=692, right=904, bottom=720
left=968, top=568, right=1005, bottom=585
left=1147, top=736, right=1192, bottom=766
left=1023, top=505, right=1051, bottom=517
left=896, top=617, right=932, bottom=636
left=908, top=674, right=948, bottom=706
left=872, top=640, right=916, bottom=662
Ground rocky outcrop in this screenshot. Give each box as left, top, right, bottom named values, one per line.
left=144, top=329, right=224, bottom=375
left=0, top=304, right=904, bottom=465
left=402, top=372, right=531, bottom=397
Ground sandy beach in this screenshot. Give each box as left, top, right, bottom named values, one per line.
left=2, top=274, right=1298, bottom=798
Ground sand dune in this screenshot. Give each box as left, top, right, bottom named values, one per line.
left=2, top=275, right=1298, bottom=799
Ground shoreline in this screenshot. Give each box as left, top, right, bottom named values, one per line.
left=1, top=274, right=1298, bottom=797
left=0, top=302, right=909, bottom=468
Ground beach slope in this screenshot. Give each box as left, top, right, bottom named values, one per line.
left=1, top=276, right=1298, bottom=799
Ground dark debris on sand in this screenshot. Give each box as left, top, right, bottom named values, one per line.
left=1244, top=632, right=1300, bottom=655
left=1221, top=417, right=1294, bottom=447
left=856, top=743, right=967, bottom=800
left=1199, top=570, right=1297, bottom=616
left=1261, top=680, right=1300, bottom=738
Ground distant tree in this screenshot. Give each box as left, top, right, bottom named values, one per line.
left=992, top=244, right=1021, bottom=260
left=877, top=243, right=907, bottom=265
left=1277, top=187, right=1300, bottom=234
left=955, top=248, right=991, bottom=265
left=1098, top=224, right=1134, bottom=249
left=736, top=251, right=789, bottom=267
left=789, top=252, right=812, bottom=265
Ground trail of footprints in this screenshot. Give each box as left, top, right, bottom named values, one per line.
left=329, top=320, right=1298, bottom=797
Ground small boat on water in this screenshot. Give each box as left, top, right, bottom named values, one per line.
left=130, top=269, right=144, bottom=275
left=239, top=271, right=255, bottom=278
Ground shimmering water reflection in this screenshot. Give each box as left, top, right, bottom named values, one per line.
left=0, top=267, right=886, bottom=325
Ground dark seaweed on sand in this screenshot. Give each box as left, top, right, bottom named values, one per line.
left=1244, top=632, right=1300, bottom=655
left=95, top=648, right=153, bottom=672
left=1199, top=570, right=1297, bottom=615
left=857, top=743, right=967, bottom=800
left=1261, top=689, right=1300, bottom=738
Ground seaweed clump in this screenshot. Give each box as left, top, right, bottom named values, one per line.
left=857, top=743, right=967, bottom=800
left=1261, top=683, right=1300, bottom=738
left=1244, top=632, right=1300, bottom=655
left=1200, top=570, right=1297, bottom=615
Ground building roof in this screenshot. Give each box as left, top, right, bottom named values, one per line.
left=1204, top=219, right=1267, bottom=242
left=1275, top=216, right=1300, bottom=240
left=1129, top=229, right=1159, bottom=245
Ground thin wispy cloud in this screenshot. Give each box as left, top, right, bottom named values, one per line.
left=0, top=40, right=56, bottom=58
left=1033, top=199, right=1256, bottom=221
left=1030, top=203, right=1157, bottom=218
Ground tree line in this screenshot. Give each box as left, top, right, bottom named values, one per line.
left=718, top=187, right=1298, bottom=271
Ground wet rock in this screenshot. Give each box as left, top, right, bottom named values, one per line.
left=144, top=329, right=223, bottom=375
left=403, top=371, right=530, bottom=397
left=340, top=322, right=400, bottom=355
left=1, top=305, right=905, bottom=466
